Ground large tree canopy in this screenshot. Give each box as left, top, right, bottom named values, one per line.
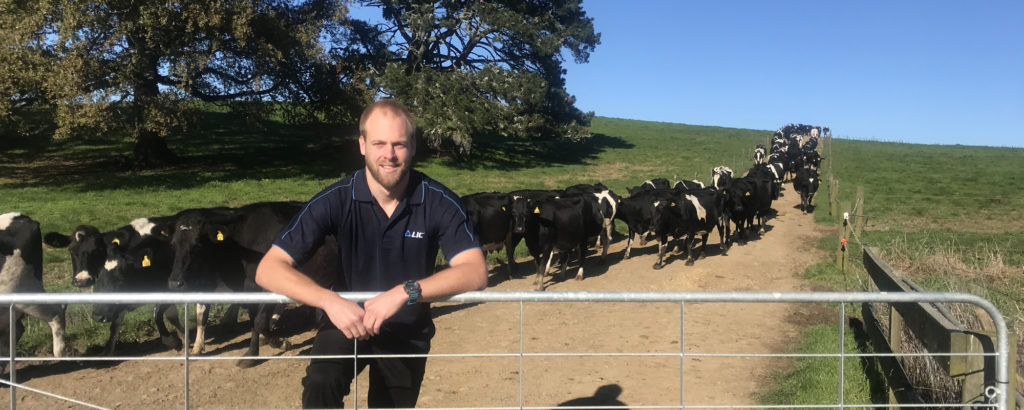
left=2, top=0, right=374, bottom=168
left=356, top=0, right=600, bottom=156
left=2, top=0, right=599, bottom=165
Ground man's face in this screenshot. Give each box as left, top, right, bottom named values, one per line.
left=359, top=109, right=415, bottom=191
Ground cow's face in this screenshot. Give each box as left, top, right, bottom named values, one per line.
left=510, top=196, right=533, bottom=235
left=45, top=226, right=108, bottom=288
left=93, top=243, right=144, bottom=322
left=168, top=216, right=219, bottom=290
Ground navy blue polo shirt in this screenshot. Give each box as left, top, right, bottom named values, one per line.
left=273, top=169, right=480, bottom=342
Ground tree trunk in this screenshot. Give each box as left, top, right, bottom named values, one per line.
left=131, top=130, right=178, bottom=170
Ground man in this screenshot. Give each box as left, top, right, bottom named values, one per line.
left=255, top=100, right=488, bottom=408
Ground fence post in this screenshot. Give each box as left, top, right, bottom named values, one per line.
left=888, top=306, right=904, bottom=409
left=836, top=201, right=850, bottom=269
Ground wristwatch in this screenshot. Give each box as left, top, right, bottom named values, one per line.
left=403, top=280, right=421, bottom=305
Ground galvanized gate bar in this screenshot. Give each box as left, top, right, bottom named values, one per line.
left=0, top=291, right=1010, bottom=410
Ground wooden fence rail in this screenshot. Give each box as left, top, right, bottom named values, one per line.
left=862, top=246, right=1017, bottom=409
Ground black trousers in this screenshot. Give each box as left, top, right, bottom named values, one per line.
left=301, top=327, right=429, bottom=409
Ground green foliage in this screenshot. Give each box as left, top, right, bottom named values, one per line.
left=1, top=0, right=373, bottom=166
left=363, top=0, right=600, bottom=156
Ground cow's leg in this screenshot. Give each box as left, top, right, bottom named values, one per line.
left=237, top=304, right=267, bottom=368
left=20, top=303, right=66, bottom=357
left=47, top=310, right=66, bottom=358
left=536, top=251, right=555, bottom=291
left=191, top=304, right=209, bottom=355
left=269, top=303, right=286, bottom=333
left=557, top=250, right=570, bottom=281
left=653, top=237, right=666, bottom=270
left=698, top=232, right=710, bottom=260
left=624, top=231, right=635, bottom=259
left=102, top=311, right=126, bottom=356
left=575, top=244, right=585, bottom=281
left=504, top=237, right=517, bottom=280
left=155, top=304, right=183, bottom=351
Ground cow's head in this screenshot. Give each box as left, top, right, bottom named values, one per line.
left=92, top=228, right=173, bottom=321
left=168, top=212, right=234, bottom=290
left=44, top=225, right=109, bottom=288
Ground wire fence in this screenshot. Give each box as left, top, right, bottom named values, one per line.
left=0, top=291, right=1013, bottom=409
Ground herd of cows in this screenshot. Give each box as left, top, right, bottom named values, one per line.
left=0, top=124, right=824, bottom=370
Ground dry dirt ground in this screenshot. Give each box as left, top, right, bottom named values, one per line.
left=9, top=188, right=830, bottom=409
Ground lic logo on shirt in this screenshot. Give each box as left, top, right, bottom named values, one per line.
left=405, top=230, right=424, bottom=239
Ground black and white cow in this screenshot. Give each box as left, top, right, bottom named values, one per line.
left=531, top=195, right=602, bottom=290
left=564, top=183, right=621, bottom=263
left=91, top=214, right=197, bottom=355
left=793, top=168, right=820, bottom=214
left=1, top=213, right=67, bottom=362
left=672, top=180, right=705, bottom=191
left=627, top=178, right=671, bottom=196
left=711, top=166, right=733, bottom=190
left=462, top=192, right=515, bottom=278
left=672, top=188, right=727, bottom=264
left=167, top=202, right=338, bottom=368
left=508, top=189, right=562, bottom=275
left=803, top=150, right=822, bottom=171
left=723, top=177, right=773, bottom=243
left=614, top=189, right=677, bottom=260
left=754, top=144, right=767, bottom=165
left=43, top=225, right=112, bottom=288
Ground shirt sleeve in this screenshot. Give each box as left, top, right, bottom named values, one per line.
left=273, top=184, right=342, bottom=265
left=433, top=189, right=481, bottom=262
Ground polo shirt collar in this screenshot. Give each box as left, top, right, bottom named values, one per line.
left=351, top=168, right=427, bottom=205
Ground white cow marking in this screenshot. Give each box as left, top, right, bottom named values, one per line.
left=131, top=218, right=155, bottom=236
left=810, top=178, right=816, bottom=183
left=75, top=270, right=92, bottom=282
left=0, top=212, right=21, bottom=231
left=104, top=259, right=118, bottom=271
left=1, top=249, right=27, bottom=291
left=685, top=195, right=706, bottom=222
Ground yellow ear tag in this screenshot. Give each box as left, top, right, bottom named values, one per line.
left=744, top=192, right=751, bottom=197
left=501, top=206, right=506, bottom=212
left=533, top=207, right=540, bottom=214
left=216, top=231, right=225, bottom=242
left=142, top=255, right=151, bottom=267
left=112, top=238, right=120, bottom=245
left=160, top=230, right=167, bottom=236
left=671, top=202, right=676, bottom=207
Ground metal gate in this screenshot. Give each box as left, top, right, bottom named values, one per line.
left=0, top=291, right=1012, bottom=409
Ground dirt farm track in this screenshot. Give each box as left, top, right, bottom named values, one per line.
left=9, top=190, right=829, bottom=409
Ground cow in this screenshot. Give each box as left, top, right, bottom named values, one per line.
left=654, top=187, right=727, bottom=268
left=462, top=192, right=515, bottom=279
left=614, top=189, right=677, bottom=260
left=43, top=225, right=111, bottom=288
left=1, top=213, right=67, bottom=364
left=754, top=144, right=767, bottom=165
left=627, top=178, right=670, bottom=196
left=672, top=180, right=704, bottom=191
left=803, top=150, right=822, bottom=171
left=564, top=183, right=621, bottom=263
left=711, top=166, right=733, bottom=190
left=747, top=164, right=781, bottom=200
left=508, top=189, right=562, bottom=275
left=531, top=195, right=602, bottom=290
left=793, top=168, right=820, bottom=214
left=91, top=215, right=197, bottom=355
left=166, top=202, right=338, bottom=368
left=723, top=177, right=773, bottom=244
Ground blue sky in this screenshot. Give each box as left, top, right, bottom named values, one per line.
left=563, top=1, right=1023, bottom=147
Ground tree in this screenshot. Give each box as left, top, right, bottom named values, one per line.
left=355, top=0, right=600, bottom=156
left=1, top=0, right=373, bottom=168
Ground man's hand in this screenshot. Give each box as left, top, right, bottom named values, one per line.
left=362, top=285, right=408, bottom=336
left=321, top=295, right=369, bottom=340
